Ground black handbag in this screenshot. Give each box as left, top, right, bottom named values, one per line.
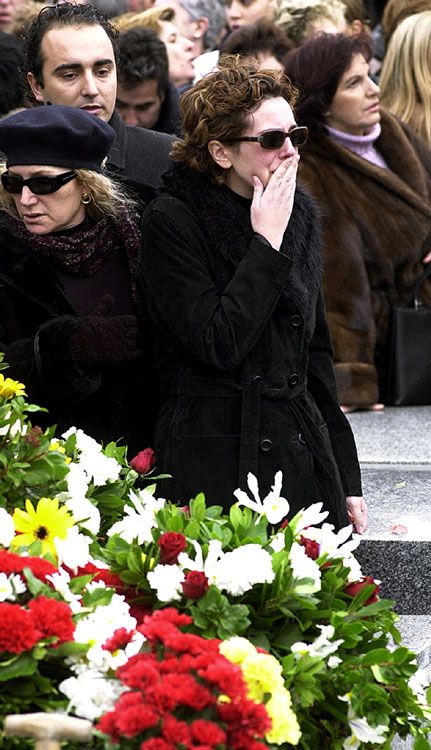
left=385, top=262, right=431, bottom=406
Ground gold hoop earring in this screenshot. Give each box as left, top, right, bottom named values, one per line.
left=81, top=193, right=92, bottom=205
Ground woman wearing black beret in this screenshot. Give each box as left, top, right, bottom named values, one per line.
left=0, top=105, right=156, bottom=455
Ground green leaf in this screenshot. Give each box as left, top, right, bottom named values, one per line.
left=190, top=493, right=206, bottom=521
left=0, top=653, right=38, bottom=681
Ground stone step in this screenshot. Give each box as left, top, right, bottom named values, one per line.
left=346, top=406, right=431, bottom=465
left=354, top=466, right=431, bottom=614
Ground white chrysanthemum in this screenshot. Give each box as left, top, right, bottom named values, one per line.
left=289, top=542, right=321, bottom=593
left=107, top=488, right=165, bottom=544
left=72, top=590, right=137, bottom=667
left=60, top=670, right=124, bottom=720
left=46, top=569, right=82, bottom=613
left=214, top=544, right=275, bottom=595
left=0, top=572, right=26, bottom=601
left=62, top=427, right=121, bottom=486
left=64, top=463, right=89, bottom=500
left=0, top=508, right=15, bottom=547
left=54, top=527, right=91, bottom=571
left=62, top=493, right=101, bottom=535
left=234, top=471, right=289, bottom=524
left=147, top=563, right=185, bottom=602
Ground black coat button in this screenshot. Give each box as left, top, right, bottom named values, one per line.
left=260, top=438, right=273, bottom=452
left=298, top=433, right=307, bottom=445
left=288, top=373, right=299, bottom=387
left=290, top=314, right=302, bottom=327
left=252, top=374, right=263, bottom=383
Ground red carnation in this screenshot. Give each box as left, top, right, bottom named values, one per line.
left=103, top=627, right=135, bottom=652
left=29, top=596, right=75, bottom=646
left=182, top=570, right=209, bottom=599
left=344, top=576, right=380, bottom=605
left=0, top=550, right=57, bottom=581
left=0, top=603, right=42, bottom=653
left=162, top=715, right=192, bottom=746
left=191, top=719, right=227, bottom=746
left=130, top=448, right=156, bottom=474
left=115, top=705, right=159, bottom=737
left=96, top=712, right=120, bottom=744
left=140, top=740, right=175, bottom=750
left=157, top=532, right=187, bottom=564
left=299, top=535, right=320, bottom=560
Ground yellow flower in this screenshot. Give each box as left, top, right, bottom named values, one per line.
left=266, top=688, right=301, bottom=746
left=219, top=636, right=256, bottom=665
left=241, top=652, right=285, bottom=701
left=0, top=374, right=26, bottom=400
left=11, top=497, right=75, bottom=559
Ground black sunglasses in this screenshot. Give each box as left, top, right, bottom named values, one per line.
left=224, top=126, right=309, bottom=150
left=1, top=170, right=77, bottom=196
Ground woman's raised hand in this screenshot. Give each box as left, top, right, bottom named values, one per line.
left=250, top=153, right=300, bottom=251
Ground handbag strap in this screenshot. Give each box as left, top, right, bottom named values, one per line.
left=410, top=262, right=431, bottom=308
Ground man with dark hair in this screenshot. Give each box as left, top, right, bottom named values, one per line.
left=117, top=26, right=180, bottom=135
left=0, top=30, right=24, bottom=115
left=22, top=2, right=173, bottom=193
left=220, top=18, right=292, bottom=69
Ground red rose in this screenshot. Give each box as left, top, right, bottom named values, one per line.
left=344, top=576, right=380, bottom=605
left=157, top=532, right=187, bottom=564
left=299, top=535, right=320, bottom=560
left=182, top=571, right=209, bottom=599
left=130, top=448, right=156, bottom=474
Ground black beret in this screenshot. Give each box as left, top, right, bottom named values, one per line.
left=0, top=105, right=115, bottom=171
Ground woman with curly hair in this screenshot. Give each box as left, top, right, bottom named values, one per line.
left=0, top=105, right=155, bottom=455
left=139, top=57, right=367, bottom=533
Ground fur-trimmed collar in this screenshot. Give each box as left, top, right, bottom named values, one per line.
left=162, top=164, right=322, bottom=315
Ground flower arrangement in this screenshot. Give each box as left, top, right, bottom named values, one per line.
left=0, top=355, right=431, bottom=750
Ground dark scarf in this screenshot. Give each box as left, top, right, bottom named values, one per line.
left=162, top=164, right=322, bottom=316
left=8, top=210, right=142, bottom=311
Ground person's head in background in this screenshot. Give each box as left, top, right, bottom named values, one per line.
left=155, top=0, right=226, bottom=56
left=342, top=0, right=371, bottom=34
left=382, top=0, right=431, bottom=45
left=225, top=0, right=274, bottom=33
left=0, top=29, right=24, bottom=116
left=113, top=6, right=195, bottom=87
left=90, top=0, right=129, bottom=18
left=379, top=11, right=431, bottom=146
left=0, top=0, right=21, bottom=32
left=283, top=32, right=377, bottom=136
left=220, top=18, right=292, bottom=70
left=22, top=2, right=118, bottom=123
left=116, top=26, right=170, bottom=129
left=273, top=0, right=347, bottom=46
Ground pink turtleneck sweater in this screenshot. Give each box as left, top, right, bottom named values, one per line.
left=325, top=122, right=388, bottom=170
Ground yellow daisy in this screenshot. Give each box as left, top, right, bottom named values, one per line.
left=0, top=374, right=26, bottom=400
left=11, top=497, right=75, bottom=559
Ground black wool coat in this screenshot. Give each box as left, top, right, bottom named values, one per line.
left=139, top=166, right=362, bottom=528
left=0, top=218, right=157, bottom=456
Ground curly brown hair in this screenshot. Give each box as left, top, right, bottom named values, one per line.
left=171, top=55, right=297, bottom=184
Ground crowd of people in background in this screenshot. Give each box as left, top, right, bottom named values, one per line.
left=0, top=0, right=430, bottom=535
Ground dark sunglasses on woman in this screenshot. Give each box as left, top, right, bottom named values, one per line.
left=1, top=171, right=77, bottom=196
left=224, top=126, right=308, bottom=150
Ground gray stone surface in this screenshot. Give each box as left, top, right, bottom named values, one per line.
left=396, top=616, right=431, bottom=668
left=347, top=406, right=431, bottom=464
left=360, top=468, right=431, bottom=541
left=355, top=541, right=431, bottom=614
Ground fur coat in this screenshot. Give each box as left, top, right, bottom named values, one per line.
left=139, top=165, right=362, bottom=528
left=298, top=109, right=431, bottom=405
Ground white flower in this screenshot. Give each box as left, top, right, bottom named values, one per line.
left=0, top=508, right=15, bottom=547
left=107, top=488, right=165, bottom=544
left=302, top=523, right=362, bottom=581
left=270, top=532, right=286, bottom=553
left=179, top=540, right=275, bottom=596
left=291, top=625, right=343, bottom=659
left=64, top=463, right=89, bottom=500
left=328, top=655, right=342, bottom=668
left=344, top=714, right=388, bottom=748
left=215, top=544, right=275, bottom=595
left=62, top=427, right=121, bottom=486
left=54, top=527, right=91, bottom=571
left=60, top=671, right=124, bottom=720
left=289, top=542, right=321, bottom=593
left=234, top=471, right=289, bottom=524
left=46, top=569, right=82, bottom=613
left=292, top=502, right=329, bottom=533
left=147, top=564, right=185, bottom=602
left=63, top=494, right=101, bottom=535
left=0, top=573, right=26, bottom=601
